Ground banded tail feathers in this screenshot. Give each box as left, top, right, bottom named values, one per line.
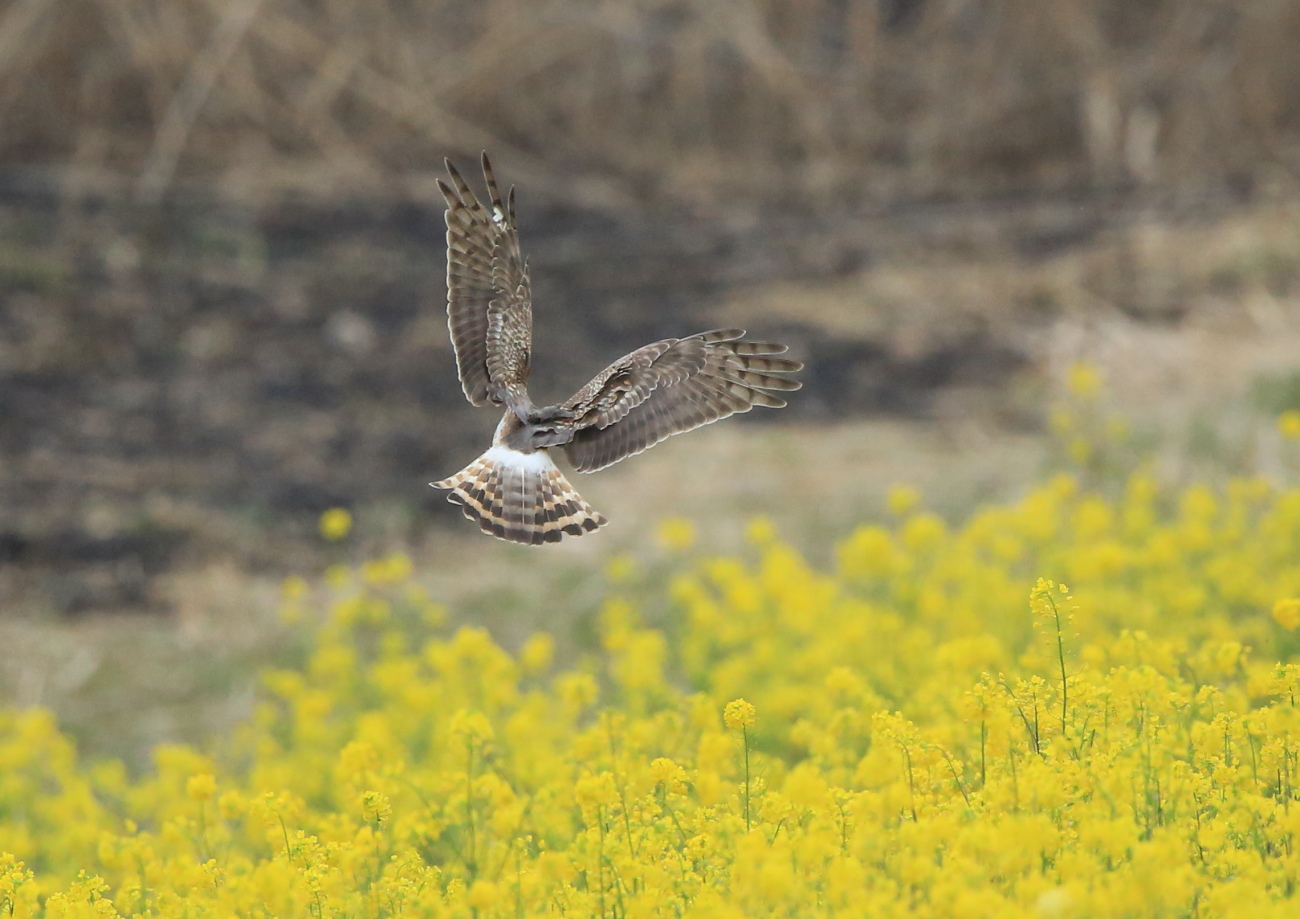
left=432, top=446, right=606, bottom=545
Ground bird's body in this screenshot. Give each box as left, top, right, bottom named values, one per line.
left=432, top=154, right=802, bottom=544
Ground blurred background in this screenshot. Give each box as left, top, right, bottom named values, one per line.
left=3, top=0, right=1300, bottom=762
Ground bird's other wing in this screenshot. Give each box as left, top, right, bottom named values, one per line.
left=438, top=153, right=532, bottom=408
left=560, top=329, right=803, bottom=473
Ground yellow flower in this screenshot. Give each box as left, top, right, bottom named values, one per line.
left=723, top=698, right=757, bottom=730
left=555, top=672, right=598, bottom=711
left=605, top=554, right=637, bottom=583
left=886, top=484, right=922, bottom=516
left=362, top=553, right=412, bottom=585
left=22, top=464, right=1300, bottom=916
left=319, top=507, right=353, bottom=540
left=217, top=790, right=244, bottom=820
left=1029, top=578, right=1073, bottom=625
left=824, top=666, right=865, bottom=700
left=281, top=575, right=309, bottom=602
left=1066, top=361, right=1103, bottom=399
left=278, top=575, right=310, bottom=624
left=902, top=513, right=946, bottom=552
left=186, top=773, right=217, bottom=801
left=783, top=764, right=831, bottom=810
left=1280, top=410, right=1300, bottom=440
left=448, top=709, right=494, bottom=746
left=1273, top=598, right=1300, bottom=630
left=466, top=879, right=500, bottom=910
left=1049, top=406, right=1074, bottom=435
left=1036, top=887, right=1074, bottom=919
left=324, top=563, right=350, bottom=589
left=656, top=516, right=696, bottom=551
left=361, top=790, right=391, bottom=827
left=574, top=772, right=618, bottom=814
left=650, top=757, right=688, bottom=794
left=339, top=740, right=380, bottom=783
left=519, top=633, right=555, bottom=675
left=0, top=854, right=34, bottom=914
left=745, top=516, right=778, bottom=546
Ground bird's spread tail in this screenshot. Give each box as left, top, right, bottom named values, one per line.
left=432, top=446, right=606, bottom=545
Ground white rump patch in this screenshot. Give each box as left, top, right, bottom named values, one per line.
left=482, top=445, right=557, bottom=475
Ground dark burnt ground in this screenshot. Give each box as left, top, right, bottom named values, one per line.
left=3, top=171, right=1267, bottom=616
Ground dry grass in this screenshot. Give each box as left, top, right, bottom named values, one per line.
left=2, top=0, right=1298, bottom=209
left=721, top=198, right=1300, bottom=349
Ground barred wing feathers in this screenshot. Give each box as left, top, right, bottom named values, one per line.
left=561, top=329, right=802, bottom=473
left=438, top=154, right=532, bottom=406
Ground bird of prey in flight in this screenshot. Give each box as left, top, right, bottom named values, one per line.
left=432, top=154, right=802, bottom=544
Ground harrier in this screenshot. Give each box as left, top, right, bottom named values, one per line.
left=432, top=154, right=802, bottom=544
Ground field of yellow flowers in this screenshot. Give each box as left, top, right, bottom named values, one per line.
left=8, top=438, right=1300, bottom=914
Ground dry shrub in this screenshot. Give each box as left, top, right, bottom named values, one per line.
left=0, top=0, right=1298, bottom=208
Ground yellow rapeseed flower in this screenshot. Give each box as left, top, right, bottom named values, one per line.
left=605, top=554, right=637, bottom=583
left=555, top=672, right=598, bottom=711
left=574, top=772, right=618, bottom=814
left=339, top=740, right=380, bottom=782
left=519, top=633, right=555, bottom=675
left=466, top=879, right=500, bottom=910
left=1066, top=361, right=1103, bottom=399
left=15, top=470, right=1300, bottom=916
left=320, top=507, right=353, bottom=540
left=650, top=757, right=688, bottom=794
left=824, top=666, right=865, bottom=701
left=186, top=773, right=217, bottom=802
left=280, top=575, right=309, bottom=602
left=448, top=709, right=494, bottom=746
left=324, top=563, right=350, bottom=589
left=0, top=854, right=35, bottom=915
left=361, top=790, right=391, bottom=827
left=745, top=516, right=778, bottom=546
left=1273, top=598, right=1300, bottom=630
left=886, top=484, right=922, bottom=516
left=656, top=516, right=696, bottom=551
left=362, top=553, right=413, bottom=585
left=1279, top=410, right=1300, bottom=440
left=278, top=576, right=309, bottom=624
left=723, top=698, right=757, bottom=731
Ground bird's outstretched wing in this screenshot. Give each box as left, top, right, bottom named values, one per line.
left=438, top=154, right=532, bottom=408
left=561, top=329, right=803, bottom=473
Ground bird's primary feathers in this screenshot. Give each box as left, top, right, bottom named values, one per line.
left=432, top=154, right=803, bottom=544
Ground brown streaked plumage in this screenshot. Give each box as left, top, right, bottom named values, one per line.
left=441, top=154, right=530, bottom=408
left=432, top=154, right=803, bottom=545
